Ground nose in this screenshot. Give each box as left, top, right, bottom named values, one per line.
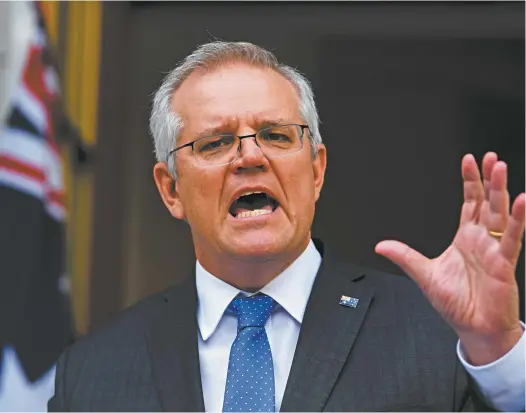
left=232, top=135, right=268, bottom=172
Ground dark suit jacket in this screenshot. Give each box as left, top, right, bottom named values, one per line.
left=48, top=239, right=493, bottom=411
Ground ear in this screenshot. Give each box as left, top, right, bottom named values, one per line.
left=153, top=162, right=186, bottom=220
left=312, top=144, right=327, bottom=202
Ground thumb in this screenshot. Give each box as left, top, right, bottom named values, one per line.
left=375, top=240, right=430, bottom=288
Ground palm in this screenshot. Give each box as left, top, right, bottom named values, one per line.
left=425, top=224, right=519, bottom=334
left=376, top=152, right=524, bottom=338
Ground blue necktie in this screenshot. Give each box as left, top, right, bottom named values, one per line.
left=223, top=294, right=276, bottom=412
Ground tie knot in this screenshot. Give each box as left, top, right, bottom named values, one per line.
left=229, top=294, right=274, bottom=330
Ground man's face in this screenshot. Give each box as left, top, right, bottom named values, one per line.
left=154, top=63, right=326, bottom=263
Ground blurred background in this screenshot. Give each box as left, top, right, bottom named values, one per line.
left=0, top=1, right=524, bottom=410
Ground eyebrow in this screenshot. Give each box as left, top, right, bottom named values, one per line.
left=258, top=118, right=285, bottom=128
left=195, top=126, right=232, bottom=140
left=195, top=118, right=285, bottom=139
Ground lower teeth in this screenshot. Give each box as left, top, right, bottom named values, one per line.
left=237, top=209, right=272, bottom=218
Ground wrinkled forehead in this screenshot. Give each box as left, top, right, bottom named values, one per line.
left=171, top=63, right=301, bottom=134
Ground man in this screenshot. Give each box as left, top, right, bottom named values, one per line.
left=48, top=42, right=525, bottom=411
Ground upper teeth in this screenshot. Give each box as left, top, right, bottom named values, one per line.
left=240, top=191, right=264, bottom=197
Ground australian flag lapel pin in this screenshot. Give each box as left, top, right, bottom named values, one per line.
left=339, top=295, right=359, bottom=308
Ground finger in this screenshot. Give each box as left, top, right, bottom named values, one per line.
left=480, top=161, right=509, bottom=231
left=460, top=154, right=484, bottom=225
left=375, top=240, right=430, bottom=288
left=500, top=193, right=526, bottom=264
left=482, top=152, right=498, bottom=200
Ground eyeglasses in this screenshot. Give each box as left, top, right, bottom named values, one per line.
left=167, top=124, right=309, bottom=167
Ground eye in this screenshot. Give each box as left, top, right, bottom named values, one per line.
left=197, top=135, right=235, bottom=153
left=259, top=130, right=292, bottom=142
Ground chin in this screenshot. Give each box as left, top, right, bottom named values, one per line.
left=224, top=232, right=292, bottom=262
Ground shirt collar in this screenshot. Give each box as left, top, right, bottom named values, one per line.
left=196, top=239, right=322, bottom=341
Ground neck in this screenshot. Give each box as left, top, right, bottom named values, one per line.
left=196, top=238, right=311, bottom=292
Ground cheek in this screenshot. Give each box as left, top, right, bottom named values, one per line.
left=278, top=161, right=316, bottom=213
left=179, top=170, right=225, bottom=222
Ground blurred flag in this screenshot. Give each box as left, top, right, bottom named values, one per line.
left=0, top=1, right=73, bottom=410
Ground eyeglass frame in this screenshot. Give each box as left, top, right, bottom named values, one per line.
left=166, top=123, right=310, bottom=165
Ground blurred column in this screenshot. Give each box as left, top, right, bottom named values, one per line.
left=62, top=1, right=102, bottom=335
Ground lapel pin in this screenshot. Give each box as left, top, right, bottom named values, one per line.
left=339, top=295, right=359, bottom=308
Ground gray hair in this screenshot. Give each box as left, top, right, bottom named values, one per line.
left=149, top=41, right=322, bottom=178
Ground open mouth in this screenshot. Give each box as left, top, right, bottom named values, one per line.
left=229, top=191, right=279, bottom=219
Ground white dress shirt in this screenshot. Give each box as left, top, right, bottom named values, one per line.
left=196, top=239, right=525, bottom=412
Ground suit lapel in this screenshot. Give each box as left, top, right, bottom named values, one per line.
left=145, top=273, right=205, bottom=412
left=281, top=244, right=375, bottom=412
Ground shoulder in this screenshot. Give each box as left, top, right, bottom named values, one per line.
left=316, top=238, right=436, bottom=312
left=349, top=261, right=427, bottom=302
left=332, top=257, right=455, bottom=338
left=328, top=250, right=432, bottom=304
left=50, top=283, right=191, bottom=409
left=59, top=281, right=188, bottom=376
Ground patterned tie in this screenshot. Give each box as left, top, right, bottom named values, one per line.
left=223, top=294, right=276, bottom=412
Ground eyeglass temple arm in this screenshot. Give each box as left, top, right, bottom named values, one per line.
left=168, top=141, right=194, bottom=157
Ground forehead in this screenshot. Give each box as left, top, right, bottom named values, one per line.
left=172, top=63, right=301, bottom=133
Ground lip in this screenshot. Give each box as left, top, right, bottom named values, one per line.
left=227, top=185, right=280, bottom=210
left=226, top=185, right=282, bottom=222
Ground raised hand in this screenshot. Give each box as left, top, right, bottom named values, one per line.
left=375, top=152, right=525, bottom=365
